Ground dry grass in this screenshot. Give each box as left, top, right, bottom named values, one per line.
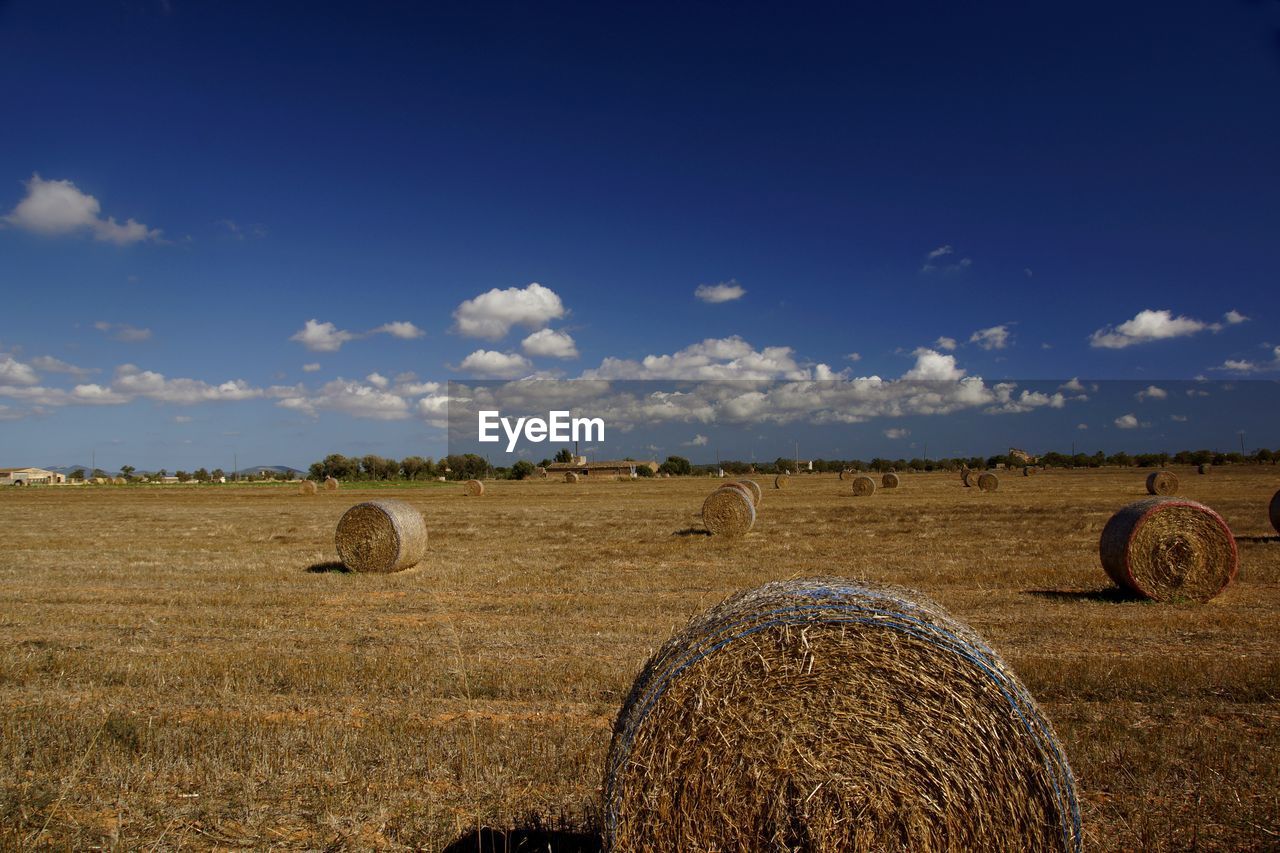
left=0, top=467, right=1277, bottom=850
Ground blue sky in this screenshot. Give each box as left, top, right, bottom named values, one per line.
left=1, top=1, right=1277, bottom=469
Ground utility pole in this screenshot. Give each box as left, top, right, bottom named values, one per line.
left=233, top=451, right=238, bottom=483
left=1239, top=430, right=1246, bottom=454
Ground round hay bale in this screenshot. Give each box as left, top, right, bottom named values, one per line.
left=324, top=476, right=340, bottom=491
left=1099, top=497, right=1237, bottom=602
left=1198, top=463, right=1210, bottom=475
left=565, top=471, right=579, bottom=484
left=735, top=479, right=762, bottom=507
left=961, top=469, right=974, bottom=488
left=838, top=469, right=848, bottom=481
left=773, top=474, right=789, bottom=490
left=977, top=472, right=999, bottom=492
left=701, top=487, right=756, bottom=537
left=113, top=477, right=126, bottom=485
left=604, top=578, right=1082, bottom=852
left=881, top=472, right=899, bottom=489
left=1024, top=465, right=1036, bottom=477
left=463, top=479, right=484, bottom=496
left=1145, top=470, right=1178, bottom=496
left=1271, top=489, right=1280, bottom=535
left=334, top=499, right=428, bottom=573
left=299, top=480, right=318, bottom=495
left=851, top=475, right=876, bottom=496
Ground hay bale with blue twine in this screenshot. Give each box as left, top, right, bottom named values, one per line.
left=603, top=577, right=1081, bottom=852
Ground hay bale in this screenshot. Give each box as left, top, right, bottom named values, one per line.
left=113, top=477, right=126, bottom=485
left=1099, top=497, right=1237, bottom=602
left=1024, top=465, right=1036, bottom=477
left=881, top=472, right=899, bottom=489
left=334, top=499, right=428, bottom=573
left=1198, top=463, right=1210, bottom=475
left=773, top=474, right=789, bottom=490
left=604, top=578, right=1082, bottom=851
left=565, top=471, right=579, bottom=484
left=324, top=476, right=340, bottom=491
left=1271, top=489, right=1280, bottom=535
left=299, top=480, right=318, bottom=495
left=851, top=475, right=876, bottom=496
left=838, top=469, right=848, bottom=481
left=961, top=469, right=974, bottom=488
left=463, top=479, right=484, bottom=496
left=701, top=486, right=756, bottom=536
left=977, top=472, right=999, bottom=492
left=1145, top=470, right=1178, bottom=496
left=735, top=479, right=762, bottom=507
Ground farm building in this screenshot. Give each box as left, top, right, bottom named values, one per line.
left=0, top=467, right=65, bottom=485
left=545, top=459, right=659, bottom=477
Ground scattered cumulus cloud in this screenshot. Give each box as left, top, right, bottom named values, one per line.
left=456, top=349, right=533, bottom=378
left=903, top=348, right=965, bottom=382
left=927, top=245, right=954, bottom=260
left=684, top=434, right=709, bottom=447
left=366, top=372, right=389, bottom=389
left=845, top=352, right=862, bottom=362
left=521, top=328, right=579, bottom=359
left=1170, top=414, right=1188, bottom=422
left=581, top=336, right=826, bottom=381
left=969, top=325, right=1011, bottom=351
left=1224, top=310, right=1249, bottom=325
left=883, top=427, right=910, bottom=439
left=372, top=321, right=424, bottom=340
left=1089, top=309, right=1213, bottom=349
left=1114, top=413, right=1147, bottom=429
left=3, top=174, right=162, bottom=244
left=290, top=319, right=354, bottom=352
left=94, top=321, right=152, bottom=342
left=694, top=280, right=746, bottom=303
left=934, top=336, right=957, bottom=351
left=302, top=362, right=321, bottom=372
left=921, top=245, right=972, bottom=274
left=29, top=355, right=95, bottom=380
left=0, top=356, right=39, bottom=385
left=1210, top=346, right=1280, bottom=374
left=278, top=378, right=411, bottom=420
left=453, top=282, right=566, bottom=339
left=1135, top=385, right=1167, bottom=402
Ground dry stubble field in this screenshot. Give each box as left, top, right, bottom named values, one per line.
left=1, top=468, right=1277, bottom=851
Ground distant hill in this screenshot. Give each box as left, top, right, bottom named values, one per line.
left=44, top=464, right=100, bottom=476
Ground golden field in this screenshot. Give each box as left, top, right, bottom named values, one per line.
left=1, top=467, right=1277, bottom=851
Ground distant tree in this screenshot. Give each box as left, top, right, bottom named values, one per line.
left=443, top=453, right=490, bottom=480
left=537, top=458, right=552, bottom=468
left=658, top=455, right=692, bottom=476
left=633, top=464, right=655, bottom=477
left=510, top=460, right=536, bottom=480
left=69, top=468, right=85, bottom=481
left=401, top=455, right=432, bottom=480
left=119, top=465, right=136, bottom=480
left=175, top=471, right=191, bottom=482
left=554, top=448, right=574, bottom=463
left=92, top=468, right=108, bottom=480
left=193, top=468, right=210, bottom=482
left=210, top=468, right=225, bottom=481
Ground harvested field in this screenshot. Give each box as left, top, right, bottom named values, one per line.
left=0, top=467, right=1277, bottom=851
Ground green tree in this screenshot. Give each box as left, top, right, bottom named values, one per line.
left=119, top=465, right=136, bottom=481
left=554, top=448, right=574, bottom=463
left=510, top=460, right=536, bottom=480
left=401, top=456, right=432, bottom=480
left=193, top=468, right=210, bottom=482
left=69, top=468, right=86, bottom=481
left=175, top=471, right=191, bottom=482
left=210, top=468, right=226, bottom=481
left=658, top=455, right=692, bottom=476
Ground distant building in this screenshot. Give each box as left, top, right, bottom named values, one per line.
left=0, top=467, right=65, bottom=485
left=545, top=459, right=659, bottom=477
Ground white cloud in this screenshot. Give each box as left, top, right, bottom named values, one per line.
left=302, top=362, right=321, bottom=372
left=1114, top=413, right=1146, bottom=429
left=581, top=336, right=817, bottom=381
left=1089, top=309, right=1211, bottom=349
left=986, top=384, right=1066, bottom=414
left=1135, top=385, right=1167, bottom=402
left=453, top=282, right=566, bottom=339
left=1211, top=346, right=1280, bottom=374
left=3, top=174, right=162, bottom=244
left=111, top=364, right=262, bottom=404
left=173, top=415, right=192, bottom=423
left=457, top=349, right=533, bottom=378
left=1170, top=414, right=1188, bottom=422
left=883, top=427, right=909, bottom=439
left=366, top=372, right=389, bottom=389
left=29, top=355, right=95, bottom=380
left=694, top=280, right=746, bottom=303
left=903, top=348, right=966, bottom=382
left=845, top=352, right=862, bottom=362
left=69, top=383, right=130, bottom=405
left=969, top=325, right=1011, bottom=351
left=0, top=356, right=39, bottom=385
left=277, top=378, right=411, bottom=420
left=94, top=321, right=152, bottom=342
left=1076, top=423, right=1088, bottom=430
left=927, top=245, right=954, bottom=260
left=921, top=246, right=971, bottom=274
left=934, top=336, right=957, bottom=351
left=684, top=434, right=709, bottom=447
left=373, top=321, right=424, bottom=340
left=290, top=319, right=355, bottom=352
left=1224, top=310, right=1248, bottom=325
left=521, top=328, right=579, bottom=359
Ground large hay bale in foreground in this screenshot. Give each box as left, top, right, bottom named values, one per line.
left=773, top=474, right=789, bottom=490
left=299, top=480, right=318, bottom=495
left=701, top=486, right=756, bottom=536
left=881, top=472, right=899, bottom=489
left=604, top=578, right=1082, bottom=852
left=977, top=472, right=999, bottom=492
left=851, top=475, right=876, bottom=496
left=324, top=476, right=340, bottom=491
left=1099, top=497, right=1237, bottom=602
left=1271, top=489, right=1280, bottom=534
left=735, top=479, right=762, bottom=506
left=334, top=499, right=428, bottom=573
left=1145, top=470, right=1178, bottom=496
left=463, top=479, right=484, bottom=496
left=565, top=471, right=579, bottom=483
